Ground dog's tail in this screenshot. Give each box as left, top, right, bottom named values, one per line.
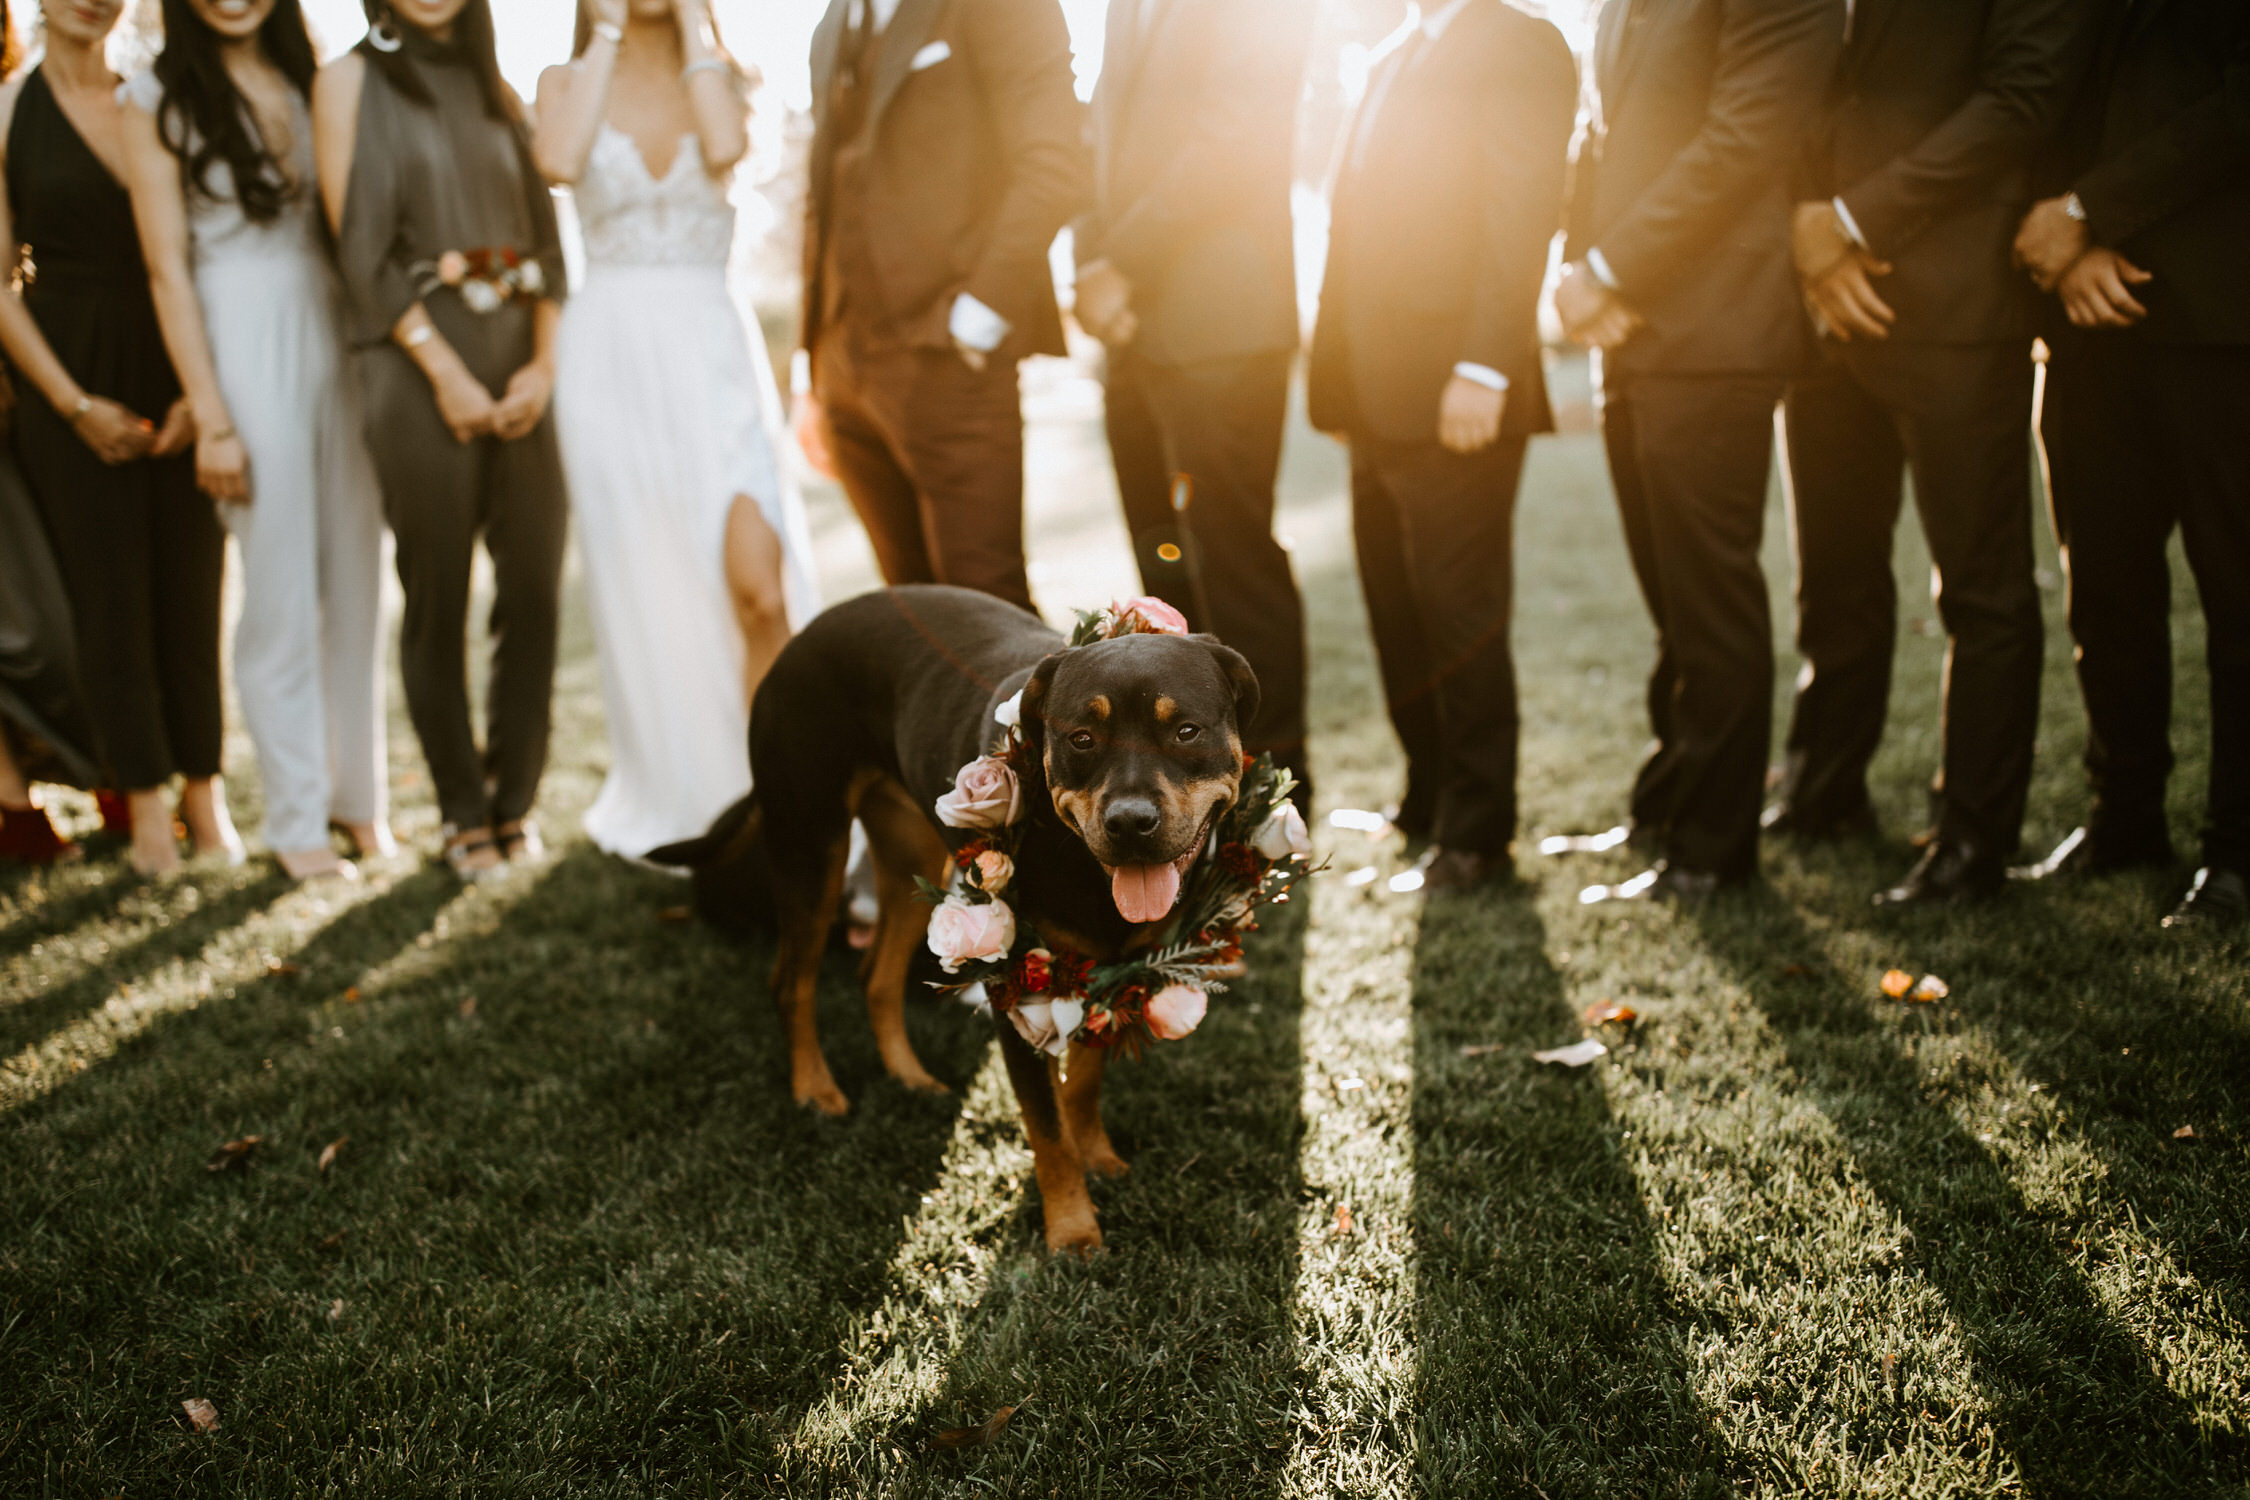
left=645, top=792, right=774, bottom=940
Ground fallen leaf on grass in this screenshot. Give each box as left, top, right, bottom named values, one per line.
left=656, top=906, right=693, bottom=924
left=1459, top=1043, right=1505, bottom=1058
left=1880, top=969, right=1915, bottom=998
left=316, top=1230, right=347, bottom=1251
left=265, top=958, right=300, bottom=977
left=205, top=1136, right=264, bottom=1173
left=2173, top=1124, right=2200, bottom=1141
left=317, top=1136, right=348, bottom=1173
left=1334, top=1205, right=1353, bottom=1236
left=1584, top=1000, right=1638, bottom=1027
left=181, top=1398, right=220, bottom=1433
left=343, top=987, right=361, bottom=1004
left=931, top=1401, right=1024, bottom=1451
left=328, top=1299, right=345, bottom=1321
left=458, top=996, right=477, bottom=1019
left=1532, top=1039, right=1608, bottom=1068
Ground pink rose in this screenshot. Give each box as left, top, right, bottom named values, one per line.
left=934, top=754, right=1022, bottom=829
left=1250, top=801, right=1311, bottom=861
left=1112, top=595, right=1190, bottom=637
left=926, top=893, right=1015, bottom=974
left=973, top=849, right=1014, bottom=892
left=1145, top=983, right=1208, bottom=1041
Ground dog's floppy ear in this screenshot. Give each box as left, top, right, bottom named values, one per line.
left=1193, top=634, right=1260, bottom=733
left=1016, top=649, right=1072, bottom=754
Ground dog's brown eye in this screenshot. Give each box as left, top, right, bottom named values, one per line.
left=1175, top=723, right=1200, bottom=743
left=1069, top=730, right=1096, bottom=751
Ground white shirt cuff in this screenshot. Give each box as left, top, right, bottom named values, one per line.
left=1584, top=247, right=1622, bottom=292
left=1451, top=362, right=1509, bottom=392
left=1830, top=196, right=1870, bottom=252
left=949, top=292, right=1011, bottom=354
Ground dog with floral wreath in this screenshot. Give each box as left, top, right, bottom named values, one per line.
left=651, top=583, right=1310, bottom=1252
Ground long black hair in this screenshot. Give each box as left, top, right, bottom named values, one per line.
left=151, top=0, right=318, bottom=224
left=357, top=0, right=516, bottom=124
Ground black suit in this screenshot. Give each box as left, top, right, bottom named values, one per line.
left=1774, top=0, right=2102, bottom=857
left=1566, top=0, right=1844, bottom=879
left=1082, top=0, right=1313, bottom=791
left=1308, top=0, right=1576, bottom=853
left=2038, top=0, right=2250, bottom=873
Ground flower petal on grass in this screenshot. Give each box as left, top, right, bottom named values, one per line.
left=1459, top=1043, right=1505, bottom=1058
left=1584, top=1000, right=1638, bottom=1027
left=931, top=1401, right=1023, bottom=1450
left=317, top=1136, right=349, bottom=1173
left=1908, top=975, right=1949, bottom=1003
left=182, top=1398, right=220, bottom=1433
left=2174, top=1124, right=2200, bottom=1141
left=1880, top=969, right=1915, bottom=998
left=205, top=1136, right=263, bottom=1173
left=1532, top=1039, right=1608, bottom=1068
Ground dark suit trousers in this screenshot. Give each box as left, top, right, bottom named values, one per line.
left=1350, top=433, right=1527, bottom=854
left=2041, top=338, right=2250, bottom=872
left=1604, top=372, right=1781, bottom=880
left=1779, top=341, right=2044, bottom=853
left=816, top=324, right=1034, bottom=613
left=1106, top=346, right=1308, bottom=789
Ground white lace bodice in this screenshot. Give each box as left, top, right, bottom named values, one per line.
left=575, top=126, right=735, bottom=269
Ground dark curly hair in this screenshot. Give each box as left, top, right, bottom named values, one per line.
left=151, top=0, right=319, bottom=224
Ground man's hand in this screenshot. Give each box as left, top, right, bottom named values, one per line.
left=1437, top=375, right=1505, bottom=455
left=1556, top=260, right=1643, bottom=351
left=1073, top=258, right=1138, bottom=346
left=793, top=389, right=838, bottom=479
left=491, top=361, right=555, bottom=441
left=1791, top=201, right=1856, bottom=282
left=1803, top=253, right=1897, bottom=342
left=2058, top=247, right=2153, bottom=328
left=150, top=397, right=197, bottom=458
left=2015, top=196, right=2090, bottom=290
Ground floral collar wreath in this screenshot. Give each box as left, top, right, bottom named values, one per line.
left=922, top=597, right=1314, bottom=1061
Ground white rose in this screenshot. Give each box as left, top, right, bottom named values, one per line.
left=925, top=893, right=1015, bottom=974
left=1008, top=996, right=1083, bottom=1059
left=993, top=689, right=1024, bottom=731
left=934, top=754, right=1023, bottom=829
left=1250, top=800, right=1311, bottom=861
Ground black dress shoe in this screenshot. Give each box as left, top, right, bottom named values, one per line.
left=1873, top=839, right=2003, bottom=907
left=1578, top=862, right=1728, bottom=907
left=2162, top=867, right=2248, bottom=931
left=1761, top=800, right=1879, bottom=841
left=1402, top=845, right=1513, bottom=893
left=2009, top=824, right=2176, bottom=882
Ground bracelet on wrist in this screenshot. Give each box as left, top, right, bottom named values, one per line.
left=682, top=56, right=732, bottom=81
left=402, top=324, right=436, bottom=350
left=203, top=425, right=236, bottom=443
left=69, top=393, right=93, bottom=420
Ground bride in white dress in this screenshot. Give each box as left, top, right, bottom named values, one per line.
left=535, top=0, right=819, bottom=859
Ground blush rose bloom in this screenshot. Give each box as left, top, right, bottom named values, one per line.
left=973, top=849, right=1014, bottom=892
left=935, top=754, right=1022, bottom=829
left=1112, top=595, right=1190, bottom=636
left=1009, top=996, right=1085, bottom=1058
left=1250, top=800, right=1311, bottom=860
left=1145, top=983, right=1208, bottom=1041
left=926, top=893, right=1016, bottom=974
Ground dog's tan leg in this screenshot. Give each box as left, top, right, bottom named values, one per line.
left=1057, top=1042, right=1127, bottom=1177
left=770, top=831, right=852, bottom=1116
left=857, top=776, right=950, bottom=1093
left=994, top=1016, right=1101, bottom=1254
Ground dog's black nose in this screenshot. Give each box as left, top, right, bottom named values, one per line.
left=1102, top=798, right=1163, bottom=842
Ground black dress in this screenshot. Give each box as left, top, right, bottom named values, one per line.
left=5, top=65, right=224, bottom=791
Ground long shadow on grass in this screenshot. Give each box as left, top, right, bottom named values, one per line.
left=1409, top=892, right=1736, bottom=1499
left=0, top=864, right=291, bottom=1052
left=1695, top=893, right=2241, bottom=1495
left=0, top=849, right=985, bottom=1495
left=782, top=902, right=1311, bottom=1498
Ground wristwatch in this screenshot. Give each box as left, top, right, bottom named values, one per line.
left=2063, top=192, right=2088, bottom=223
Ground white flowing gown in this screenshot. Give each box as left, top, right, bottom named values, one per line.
left=556, top=126, right=820, bottom=858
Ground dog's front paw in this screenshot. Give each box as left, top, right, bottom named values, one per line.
left=1080, top=1143, right=1130, bottom=1178
left=1043, top=1210, right=1104, bottom=1257
left=793, top=1067, right=852, bottom=1116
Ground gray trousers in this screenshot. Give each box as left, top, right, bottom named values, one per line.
left=357, top=332, right=568, bottom=834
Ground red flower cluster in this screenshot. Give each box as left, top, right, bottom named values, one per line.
left=1082, top=983, right=1148, bottom=1049
left=953, top=836, right=992, bottom=869
left=1014, top=948, right=1052, bottom=992
left=1218, top=841, right=1263, bottom=880
left=1050, top=949, right=1094, bottom=995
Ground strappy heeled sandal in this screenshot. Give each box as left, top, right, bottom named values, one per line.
left=441, top=825, right=504, bottom=883
left=495, top=819, right=545, bottom=863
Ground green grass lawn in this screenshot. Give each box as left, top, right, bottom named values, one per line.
left=3, top=353, right=2244, bottom=1497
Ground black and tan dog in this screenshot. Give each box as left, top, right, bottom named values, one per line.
left=651, top=585, right=1257, bottom=1252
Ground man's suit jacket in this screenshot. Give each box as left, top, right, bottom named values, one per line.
left=1078, top=0, right=1312, bottom=368
left=1308, top=1, right=1578, bottom=443
left=1565, top=0, right=1845, bottom=375
left=2050, top=0, right=2250, bottom=345
left=1804, top=0, right=2103, bottom=344
left=802, top=0, right=1086, bottom=361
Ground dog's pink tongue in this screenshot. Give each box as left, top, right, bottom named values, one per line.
left=1110, top=862, right=1182, bottom=923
